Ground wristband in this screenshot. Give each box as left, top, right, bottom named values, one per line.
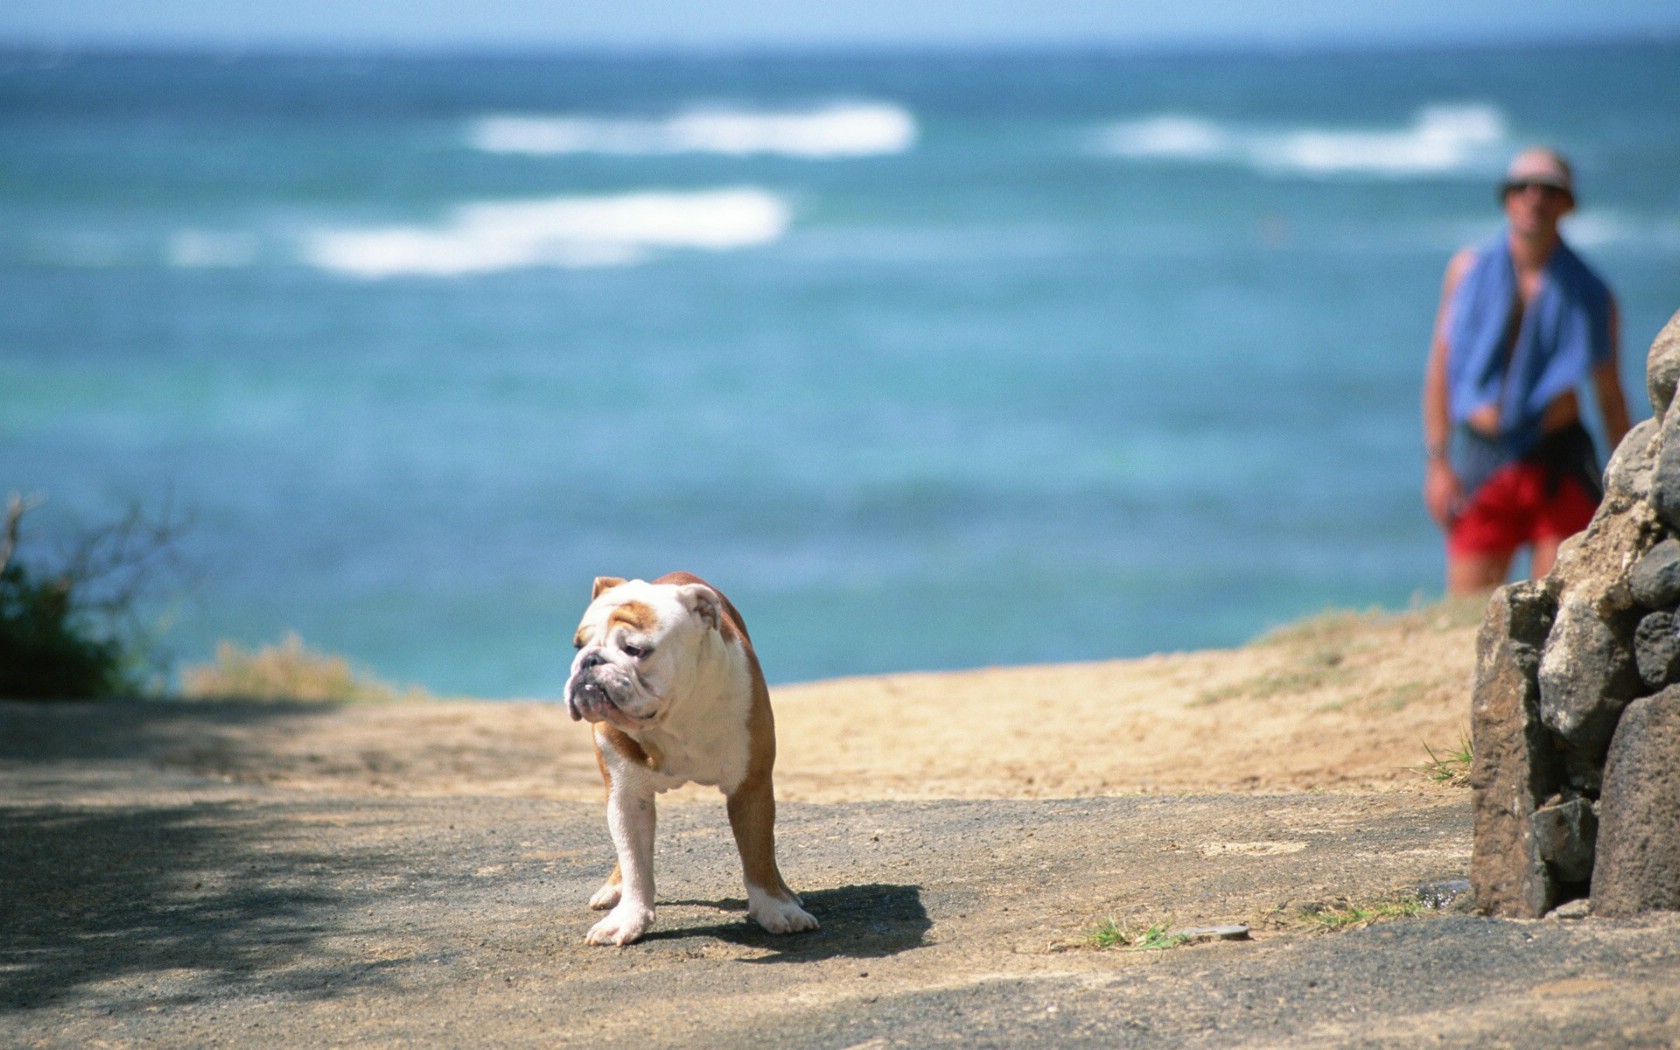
left=1425, top=441, right=1448, bottom=462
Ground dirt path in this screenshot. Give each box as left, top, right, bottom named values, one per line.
left=4, top=605, right=1680, bottom=1047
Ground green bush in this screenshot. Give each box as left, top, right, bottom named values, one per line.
left=0, top=560, right=135, bottom=699
left=0, top=495, right=185, bottom=701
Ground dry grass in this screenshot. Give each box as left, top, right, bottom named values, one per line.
left=1291, top=895, right=1430, bottom=932
left=179, top=632, right=428, bottom=703
left=1199, top=595, right=1489, bottom=711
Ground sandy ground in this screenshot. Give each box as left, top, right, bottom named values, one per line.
left=6, top=598, right=1680, bottom=1048
left=42, top=599, right=1488, bottom=805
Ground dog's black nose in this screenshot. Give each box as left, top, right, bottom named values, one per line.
left=578, top=649, right=607, bottom=671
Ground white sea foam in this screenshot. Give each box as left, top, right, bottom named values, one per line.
left=167, top=230, right=260, bottom=269
left=1095, top=103, right=1509, bottom=178
left=1094, top=115, right=1234, bottom=160
left=300, top=187, right=792, bottom=278
left=1560, top=209, right=1680, bottom=253
left=468, top=102, right=917, bottom=159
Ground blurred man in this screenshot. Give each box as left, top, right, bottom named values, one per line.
left=1422, top=146, right=1631, bottom=593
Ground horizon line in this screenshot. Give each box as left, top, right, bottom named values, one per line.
left=3, top=25, right=1678, bottom=62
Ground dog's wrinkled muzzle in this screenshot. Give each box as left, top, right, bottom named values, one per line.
left=566, top=650, right=616, bottom=722
left=567, top=668, right=656, bottom=731
left=566, top=677, right=606, bottom=722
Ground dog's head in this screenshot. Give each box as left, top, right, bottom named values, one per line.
left=564, top=576, right=726, bottom=731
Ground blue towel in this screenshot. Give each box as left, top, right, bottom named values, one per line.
left=1446, top=231, right=1612, bottom=457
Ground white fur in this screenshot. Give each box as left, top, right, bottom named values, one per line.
left=567, top=578, right=816, bottom=946
left=567, top=579, right=755, bottom=792
left=747, top=883, right=818, bottom=934
left=588, top=772, right=657, bottom=946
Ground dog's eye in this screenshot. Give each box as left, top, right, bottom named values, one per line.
left=621, top=643, right=653, bottom=660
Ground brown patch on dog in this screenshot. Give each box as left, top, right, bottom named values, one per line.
left=654, top=571, right=746, bottom=645
left=607, top=601, right=658, bottom=635
left=597, top=724, right=659, bottom=771
left=729, top=665, right=798, bottom=901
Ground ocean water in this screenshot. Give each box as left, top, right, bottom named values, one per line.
left=3, top=41, right=1678, bottom=695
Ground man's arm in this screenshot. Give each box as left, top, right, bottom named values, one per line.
left=1593, top=296, right=1632, bottom=449
left=1423, top=250, right=1474, bottom=528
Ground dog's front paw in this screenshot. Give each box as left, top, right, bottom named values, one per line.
left=586, top=904, right=655, bottom=946
left=747, top=889, right=820, bottom=935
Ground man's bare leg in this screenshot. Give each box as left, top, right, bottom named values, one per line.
left=1448, top=551, right=1513, bottom=595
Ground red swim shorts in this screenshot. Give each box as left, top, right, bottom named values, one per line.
left=1448, top=461, right=1599, bottom=559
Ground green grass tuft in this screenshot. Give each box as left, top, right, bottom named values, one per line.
left=1091, top=919, right=1189, bottom=951
left=1413, top=734, right=1474, bottom=786
left=1296, top=896, right=1428, bottom=932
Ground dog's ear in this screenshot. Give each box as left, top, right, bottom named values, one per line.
left=591, top=576, right=627, bottom=600
left=674, top=583, right=722, bottom=632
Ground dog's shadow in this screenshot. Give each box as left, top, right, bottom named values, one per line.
left=645, top=883, right=929, bottom=961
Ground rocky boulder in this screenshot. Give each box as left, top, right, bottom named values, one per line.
left=1592, top=686, right=1680, bottom=916
left=1471, top=308, right=1680, bottom=918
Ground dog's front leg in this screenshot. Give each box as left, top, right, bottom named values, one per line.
left=587, top=774, right=658, bottom=946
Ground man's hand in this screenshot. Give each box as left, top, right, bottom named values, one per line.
left=1425, top=459, right=1463, bottom=530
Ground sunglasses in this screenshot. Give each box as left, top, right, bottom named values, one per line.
left=1501, top=181, right=1570, bottom=200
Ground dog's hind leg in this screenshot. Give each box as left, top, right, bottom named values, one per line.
left=726, top=773, right=819, bottom=935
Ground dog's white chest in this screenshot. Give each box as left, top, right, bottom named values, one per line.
left=637, top=705, right=752, bottom=794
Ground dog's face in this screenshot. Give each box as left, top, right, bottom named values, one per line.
left=565, top=577, right=722, bottom=731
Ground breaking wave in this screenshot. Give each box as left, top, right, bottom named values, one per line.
left=1094, top=103, right=1510, bottom=178
left=468, top=102, right=917, bottom=159
left=300, top=188, right=792, bottom=278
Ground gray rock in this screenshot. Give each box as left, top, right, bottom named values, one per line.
left=1647, top=406, right=1680, bottom=533
left=1415, top=878, right=1473, bottom=911
left=1545, top=498, right=1659, bottom=620
left=1604, top=417, right=1659, bottom=512
left=1470, top=581, right=1565, bottom=918
left=1473, top=319, right=1680, bottom=922
left=1629, top=537, right=1680, bottom=609
left=1592, top=685, right=1680, bottom=916
left=1634, top=610, right=1680, bottom=689
left=1644, top=308, right=1680, bottom=420
left=1538, top=593, right=1642, bottom=771
left=1529, top=796, right=1597, bottom=885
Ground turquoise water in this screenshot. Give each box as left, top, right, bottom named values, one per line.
left=3, top=41, right=1678, bottom=693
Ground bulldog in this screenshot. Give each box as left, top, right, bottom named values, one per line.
left=564, top=572, right=819, bottom=946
